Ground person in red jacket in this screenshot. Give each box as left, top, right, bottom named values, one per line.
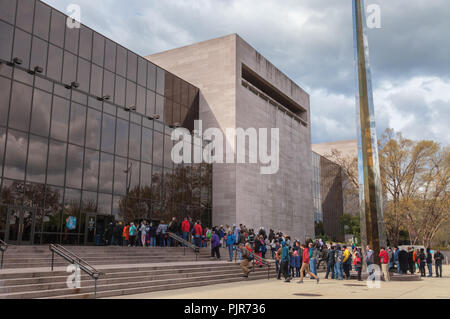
left=181, top=217, right=191, bottom=244
left=379, top=246, right=390, bottom=281
left=298, top=243, right=319, bottom=284
left=193, top=221, right=203, bottom=247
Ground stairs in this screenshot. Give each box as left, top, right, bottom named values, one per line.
left=0, top=245, right=273, bottom=299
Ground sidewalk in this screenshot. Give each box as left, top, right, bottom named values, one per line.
left=108, top=265, right=450, bottom=299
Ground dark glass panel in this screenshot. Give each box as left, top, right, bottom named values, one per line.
left=50, top=96, right=70, bottom=141
left=113, top=156, right=127, bottom=195
left=117, top=107, right=129, bottom=120
left=181, top=81, right=189, bottom=106
left=103, top=69, right=115, bottom=103
left=0, top=0, right=17, bottom=24
left=69, top=102, right=86, bottom=146
left=130, top=113, right=140, bottom=125
left=142, top=127, right=153, bottom=164
left=115, top=118, right=128, bottom=157
left=137, top=57, right=147, bottom=87
left=30, top=36, right=47, bottom=74
left=79, top=25, right=92, bottom=60
left=173, top=102, right=181, bottom=125
left=0, top=21, right=14, bottom=61
left=101, top=113, right=115, bottom=153
left=30, top=88, right=51, bottom=137
left=143, top=117, right=153, bottom=129
left=72, top=91, right=87, bottom=106
left=164, top=72, right=173, bottom=100
left=85, top=108, right=101, bottom=150
left=97, top=193, right=112, bottom=215
left=13, top=67, right=33, bottom=85
left=140, top=162, right=151, bottom=189
left=88, top=96, right=102, bottom=111
left=0, top=127, right=5, bottom=176
left=156, top=68, right=165, bottom=96
left=126, top=51, right=137, bottom=81
left=9, top=81, right=32, bottom=131
left=26, top=134, right=48, bottom=183
left=114, top=75, right=125, bottom=106
left=83, top=149, right=99, bottom=191
left=92, top=32, right=105, bottom=66
left=1, top=179, right=24, bottom=206
left=99, top=152, right=113, bottom=193
left=62, top=51, right=77, bottom=84
left=76, top=57, right=90, bottom=92
left=116, top=45, right=126, bottom=77
left=54, top=83, right=70, bottom=99
left=103, top=102, right=116, bottom=116
left=126, top=80, right=136, bottom=108
left=16, top=0, right=35, bottom=33
left=33, top=1, right=51, bottom=40
left=129, top=159, right=140, bottom=191
left=173, top=77, right=181, bottom=104
left=0, top=77, right=11, bottom=126
left=104, top=39, right=116, bottom=72
left=47, top=140, right=66, bottom=186
left=90, top=64, right=103, bottom=97
left=112, top=196, right=120, bottom=218
left=153, top=131, right=163, bottom=167
left=155, top=94, right=164, bottom=122
left=151, top=165, right=162, bottom=206
left=146, top=90, right=155, bottom=116
left=164, top=134, right=174, bottom=169
left=180, top=106, right=189, bottom=128
left=34, top=77, right=52, bottom=93
left=66, top=144, right=83, bottom=189
left=47, top=44, right=63, bottom=81
left=4, top=129, right=28, bottom=180
left=64, top=22, right=79, bottom=54
left=49, top=9, right=65, bottom=47
left=81, top=190, right=97, bottom=210
left=13, top=28, right=32, bottom=68
left=147, top=62, right=156, bottom=91
left=136, top=85, right=146, bottom=115
left=129, top=123, right=141, bottom=160
left=164, top=98, right=173, bottom=126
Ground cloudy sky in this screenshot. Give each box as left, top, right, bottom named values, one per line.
left=44, top=0, right=450, bottom=145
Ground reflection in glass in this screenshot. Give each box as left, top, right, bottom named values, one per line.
left=50, top=96, right=70, bottom=141
left=90, top=64, right=103, bottom=97
left=47, top=140, right=66, bottom=186
left=101, top=113, right=115, bottom=153
left=103, top=70, right=115, bottom=103
left=136, top=86, right=146, bottom=115
left=26, top=134, right=48, bottom=183
left=99, top=152, right=113, bottom=193
left=115, top=118, right=128, bottom=158
left=0, top=77, right=11, bottom=126
left=0, top=21, right=13, bottom=61
left=86, top=108, right=101, bottom=150
left=104, top=39, right=116, bottom=72
left=4, top=129, right=28, bottom=180
left=164, top=134, right=174, bottom=169
left=141, top=127, right=153, bottom=164
left=140, top=162, right=151, bottom=190
left=83, top=149, right=99, bottom=191
left=50, top=9, right=65, bottom=47
left=77, top=57, right=90, bottom=93
left=129, top=123, right=141, bottom=160
left=66, top=144, right=83, bottom=189
left=126, top=80, right=136, bottom=108
left=69, top=102, right=86, bottom=146
left=115, top=76, right=125, bottom=106
left=16, top=0, right=34, bottom=33
left=62, top=51, right=77, bottom=85
left=153, top=131, right=163, bottom=167
left=65, top=23, right=79, bottom=55
left=113, top=156, right=127, bottom=195
left=98, top=193, right=112, bottom=215
left=47, top=44, right=63, bottom=81
left=33, top=1, right=51, bottom=40
left=0, top=0, right=17, bottom=24
left=79, top=25, right=92, bottom=60
left=0, top=127, right=5, bottom=174
left=129, top=160, right=140, bottom=192
left=9, top=81, right=32, bottom=132
left=30, top=36, right=48, bottom=75
left=92, top=32, right=105, bottom=67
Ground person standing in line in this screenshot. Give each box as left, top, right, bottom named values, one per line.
left=379, top=246, right=390, bottom=281
left=122, top=223, right=130, bottom=247
left=210, top=228, right=221, bottom=260
left=298, top=243, right=319, bottom=284
left=365, top=245, right=375, bottom=278
left=193, top=220, right=203, bottom=248
left=148, top=222, right=157, bottom=247
left=407, top=247, right=415, bottom=274
left=418, top=248, right=426, bottom=277
left=354, top=247, right=363, bottom=281
left=226, top=230, right=236, bottom=262
left=342, top=245, right=351, bottom=279
left=433, top=250, right=444, bottom=278
left=334, top=244, right=344, bottom=280
left=181, top=217, right=190, bottom=245
left=188, top=217, right=194, bottom=243
left=139, top=221, right=147, bottom=247
left=275, top=240, right=282, bottom=280
left=398, top=248, right=409, bottom=274
left=393, top=246, right=400, bottom=273
left=426, top=248, right=433, bottom=277
left=309, top=242, right=319, bottom=277
left=156, top=220, right=168, bottom=247
left=325, top=245, right=335, bottom=279
left=128, top=222, right=137, bottom=247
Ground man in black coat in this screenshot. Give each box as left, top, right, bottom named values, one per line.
left=398, top=249, right=409, bottom=274
left=407, top=247, right=415, bottom=274
left=325, top=246, right=335, bottom=279
left=434, top=250, right=444, bottom=277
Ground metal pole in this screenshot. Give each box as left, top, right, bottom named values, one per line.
left=51, top=251, right=54, bottom=271
left=94, top=277, right=97, bottom=299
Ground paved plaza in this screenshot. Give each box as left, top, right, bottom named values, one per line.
left=108, top=265, right=450, bottom=299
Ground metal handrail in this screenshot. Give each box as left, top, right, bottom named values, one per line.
left=234, top=246, right=271, bottom=280
left=0, top=239, right=7, bottom=269
left=166, top=232, right=200, bottom=261
left=49, top=244, right=103, bottom=298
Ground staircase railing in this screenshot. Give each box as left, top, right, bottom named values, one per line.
left=0, top=239, right=7, bottom=269
left=49, top=244, right=103, bottom=298
left=166, top=232, right=200, bottom=261
left=234, top=246, right=271, bottom=280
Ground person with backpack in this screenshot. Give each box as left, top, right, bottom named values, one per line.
left=240, top=243, right=254, bottom=278
left=156, top=220, right=168, bottom=247
left=128, top=222, right=137, bottom=247
left=226, top=230, right=236, bottom=262
left=418, top=248, right=426, bottom=277
left=365, top=245, right=375, bottom=278
left=342, top=245, right=352, bottom=279
left=298, top=243, right=319, bottom=284
left=325, top=245, right=335, bottom=279
left=354, top=247, right=363, bottom=281
left=280, top=240, right=291, bottom=282
left=334, top=244, right=344, bottom=280
left=210, top=228, right=222, bottom=260
left=379, top=246, right=390, bottom=281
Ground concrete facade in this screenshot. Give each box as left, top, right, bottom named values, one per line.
left=147, top=34, right=314, bottom=239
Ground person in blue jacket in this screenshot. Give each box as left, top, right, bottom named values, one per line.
left=226, top=231, right=236, bottom=262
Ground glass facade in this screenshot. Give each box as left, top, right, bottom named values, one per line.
left=0, top=0, right=211, bottom=245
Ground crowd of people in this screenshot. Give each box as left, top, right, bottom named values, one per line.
left=97, top=218, right=445, bottom=281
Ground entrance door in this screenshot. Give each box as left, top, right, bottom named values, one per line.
left=84, top=213, right=97, bottom=245
left=6, top=207, right=36, bottom=244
